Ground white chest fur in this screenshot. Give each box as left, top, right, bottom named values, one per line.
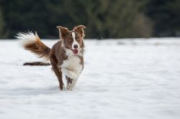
left=60, top=56, right=82, bottom=80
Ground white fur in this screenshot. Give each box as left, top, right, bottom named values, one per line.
left=16, top=32, right=37, bottom=46
left=72, top=32, right=79, bottom=49
left=61, top=68, right=78, bottom=79
left=65, top=48, right=74, bottom=57
left=61, top=43, right=83, bottom=90
left=78, top=48, right=83, bottom=56
left=67, top=83, right=72, bottom=90
left=61, top=55, right=82, bottom=80
left=65, top=47, right=83, bottom=57
left=66, top=78, right=78, bottom=90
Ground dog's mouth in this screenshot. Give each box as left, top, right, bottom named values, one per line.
left=72, top=49, right=78, bottom=55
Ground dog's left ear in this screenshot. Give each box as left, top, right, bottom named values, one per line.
left=73, top=25, right=86, bottom=38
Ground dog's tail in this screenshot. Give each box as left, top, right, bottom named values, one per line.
left=16, top=32, right=51, bottom=60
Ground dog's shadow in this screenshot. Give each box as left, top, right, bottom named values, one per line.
left=1, top=86, right=60, bottom=96
left=0, top=85, right=108, bottom=96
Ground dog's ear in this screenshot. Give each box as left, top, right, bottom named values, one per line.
left=56, top=26, right=69, bottom=39
left=73, top=25, right=86, bottom=38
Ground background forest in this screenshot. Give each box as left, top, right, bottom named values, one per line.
left=0, top=0, right=180, bottom=39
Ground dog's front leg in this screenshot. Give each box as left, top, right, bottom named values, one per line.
left=52, top=64, right=64, bottom=90
left=66, top=76, right=73, bottom=90
left=71, top=78, right=78, bottom=89
left=66, top=76, right=77, bottom=90
left=50, top=56, right=64, bottom=90
left=62, top=69, right=79, bottom=90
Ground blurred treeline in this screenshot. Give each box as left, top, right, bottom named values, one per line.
left=0, top=0, right=180, bottom=39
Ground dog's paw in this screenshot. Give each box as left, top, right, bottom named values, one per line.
left=59, top=84, right=64, bottom=91
left=67, top=83, right=71, bottom=90
left=67, top=88, right=73, bottom=91
left=67, top=83, right=73, bottom=91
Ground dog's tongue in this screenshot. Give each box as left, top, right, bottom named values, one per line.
left=73, top=49, right=78, bottom=55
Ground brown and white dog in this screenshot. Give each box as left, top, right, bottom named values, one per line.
left=16, top=25, right=86, bottom=90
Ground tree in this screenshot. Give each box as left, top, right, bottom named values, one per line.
left=0, top=6, right=6, bottom=38
left=0, top=0, right=153, bottom=39
left=146, top=0, right=180, bottom=37
left=62, top=0, right=152, bottom=38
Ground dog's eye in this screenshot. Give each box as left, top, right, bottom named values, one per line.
left=68, top=39, right=71, bottom=42
left=76, top=37, right=80, bottom=41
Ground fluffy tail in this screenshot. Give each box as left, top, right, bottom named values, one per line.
left=16, top=32, right=51, bottom=60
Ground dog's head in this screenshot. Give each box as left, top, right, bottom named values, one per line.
left=57, top=25, right=86, bottom=56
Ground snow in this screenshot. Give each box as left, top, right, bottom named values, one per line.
left=0, top=38, right=180, bottom=119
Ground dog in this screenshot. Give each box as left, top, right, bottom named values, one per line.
left=16, top=25, right=86, bottom=90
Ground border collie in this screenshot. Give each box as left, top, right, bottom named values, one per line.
left=16, top=25, right=86, bottom=90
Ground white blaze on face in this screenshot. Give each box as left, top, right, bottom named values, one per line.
left=72, top=32, right=79, bottom=50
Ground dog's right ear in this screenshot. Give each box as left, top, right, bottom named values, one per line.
left=56, top=26, right=69, bottom=39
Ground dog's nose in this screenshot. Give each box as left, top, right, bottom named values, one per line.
left=74, top=45, right=78, bottom=49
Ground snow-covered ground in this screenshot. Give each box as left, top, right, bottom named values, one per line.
left=0, top=38, right=180, bottom=119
